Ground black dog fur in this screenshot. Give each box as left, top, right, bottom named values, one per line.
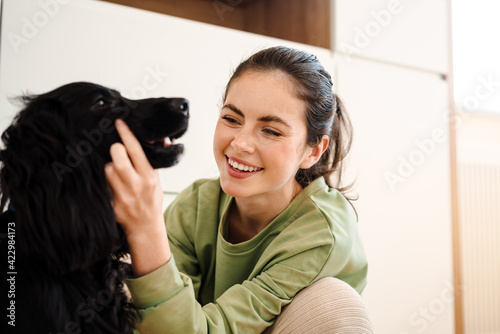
left=0, top=82, right=189, bottom=333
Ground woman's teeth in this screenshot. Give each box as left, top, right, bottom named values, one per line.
left=228, top=158, right=262, bottom=172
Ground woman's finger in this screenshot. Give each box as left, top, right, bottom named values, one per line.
left=105, top=161, right=142, bottom=227
left=115, top=119, right=152, bottom=175
left=105, top=162, right=127, bottom=200
left=108, top=142, right=139, bottom=185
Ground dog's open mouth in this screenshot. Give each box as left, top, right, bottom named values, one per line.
left=141, top=127, right=186, bottom=151
left=138, top=127, right=187, bottom=168
left=145, top=137, right=175, bottom=148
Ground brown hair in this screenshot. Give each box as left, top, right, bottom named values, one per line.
left=223, top=46, right=354, bottom=194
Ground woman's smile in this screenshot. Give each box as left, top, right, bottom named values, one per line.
left=225, top=155, right=264, bottom=179
left=227, top=156, right=263, bottom=172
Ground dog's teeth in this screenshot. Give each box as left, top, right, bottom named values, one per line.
left=163, top=137, right=172, bottom=147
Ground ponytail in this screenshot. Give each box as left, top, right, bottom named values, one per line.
left=296, top=94, right=353, bottom=196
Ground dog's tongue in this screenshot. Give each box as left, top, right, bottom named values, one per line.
left=163, top=137, right=172, bottom=148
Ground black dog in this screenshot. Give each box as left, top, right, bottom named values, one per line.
left=0, top=82, right=189, bottom=333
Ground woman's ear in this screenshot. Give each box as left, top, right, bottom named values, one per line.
left=300, top=135, right=329, bottom=169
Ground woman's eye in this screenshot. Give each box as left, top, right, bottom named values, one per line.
left=222, top=116, right=239, bottom=124
left=263, top=129, right=282, bottom=137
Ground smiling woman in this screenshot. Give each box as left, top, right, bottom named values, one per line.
left=107, top=46, right=369, bottom=333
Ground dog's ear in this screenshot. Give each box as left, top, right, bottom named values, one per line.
left=0, top=96, right=121, bottom=274
left=0, top=97, right=69, bottom=207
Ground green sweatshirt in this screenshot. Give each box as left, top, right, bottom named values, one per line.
left=126, top=177, right=368, bottom=333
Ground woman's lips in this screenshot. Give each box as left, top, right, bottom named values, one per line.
left=225, top=155, right=263, bottom=179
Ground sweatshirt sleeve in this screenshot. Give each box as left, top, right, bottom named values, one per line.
left=126, top=256, right=214, bottom=333
left=126, top=232, right=339, bottom=333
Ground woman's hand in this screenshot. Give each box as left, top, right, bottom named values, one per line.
left=105, top=119, right=171, bottom=277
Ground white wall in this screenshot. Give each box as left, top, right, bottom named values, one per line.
left=456, top=113, right=500, bottom=165
left=452, top=0, right=500, bottom=116
left=0, top=0, right=454, bottom=333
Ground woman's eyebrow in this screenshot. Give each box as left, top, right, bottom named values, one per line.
left=222, top=103, right=291, bottom=128
left=258, top=115, right=291, bottom=129
left=222, top=103, right=244, bottom=117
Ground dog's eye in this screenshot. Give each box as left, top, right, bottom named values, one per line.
left=96, top=99, right=105, bottom=106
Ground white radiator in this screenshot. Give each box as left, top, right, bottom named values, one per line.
left=458, top=162, right=500, bottom=333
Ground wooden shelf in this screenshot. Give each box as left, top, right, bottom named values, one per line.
left=101, top=0, right=330, bottom=49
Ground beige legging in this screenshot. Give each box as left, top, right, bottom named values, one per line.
left=263, top=277, right=376, bottom=334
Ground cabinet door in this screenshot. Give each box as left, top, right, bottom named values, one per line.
left=334, top=0, right=448, bottom=74
left=335, top=56, right=453, bottom=333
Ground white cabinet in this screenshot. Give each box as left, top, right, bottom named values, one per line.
left=336, top=56, right=454, bottom=333
left=334, top=0, right=449, bottom=74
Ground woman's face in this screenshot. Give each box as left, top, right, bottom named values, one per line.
left=213, top=70, right=317, bottom=200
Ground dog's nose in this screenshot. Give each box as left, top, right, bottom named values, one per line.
left=170, top=98, right=189, bottom=116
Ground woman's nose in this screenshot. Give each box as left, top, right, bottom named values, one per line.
left=231, top=130, right=255, bottom=153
